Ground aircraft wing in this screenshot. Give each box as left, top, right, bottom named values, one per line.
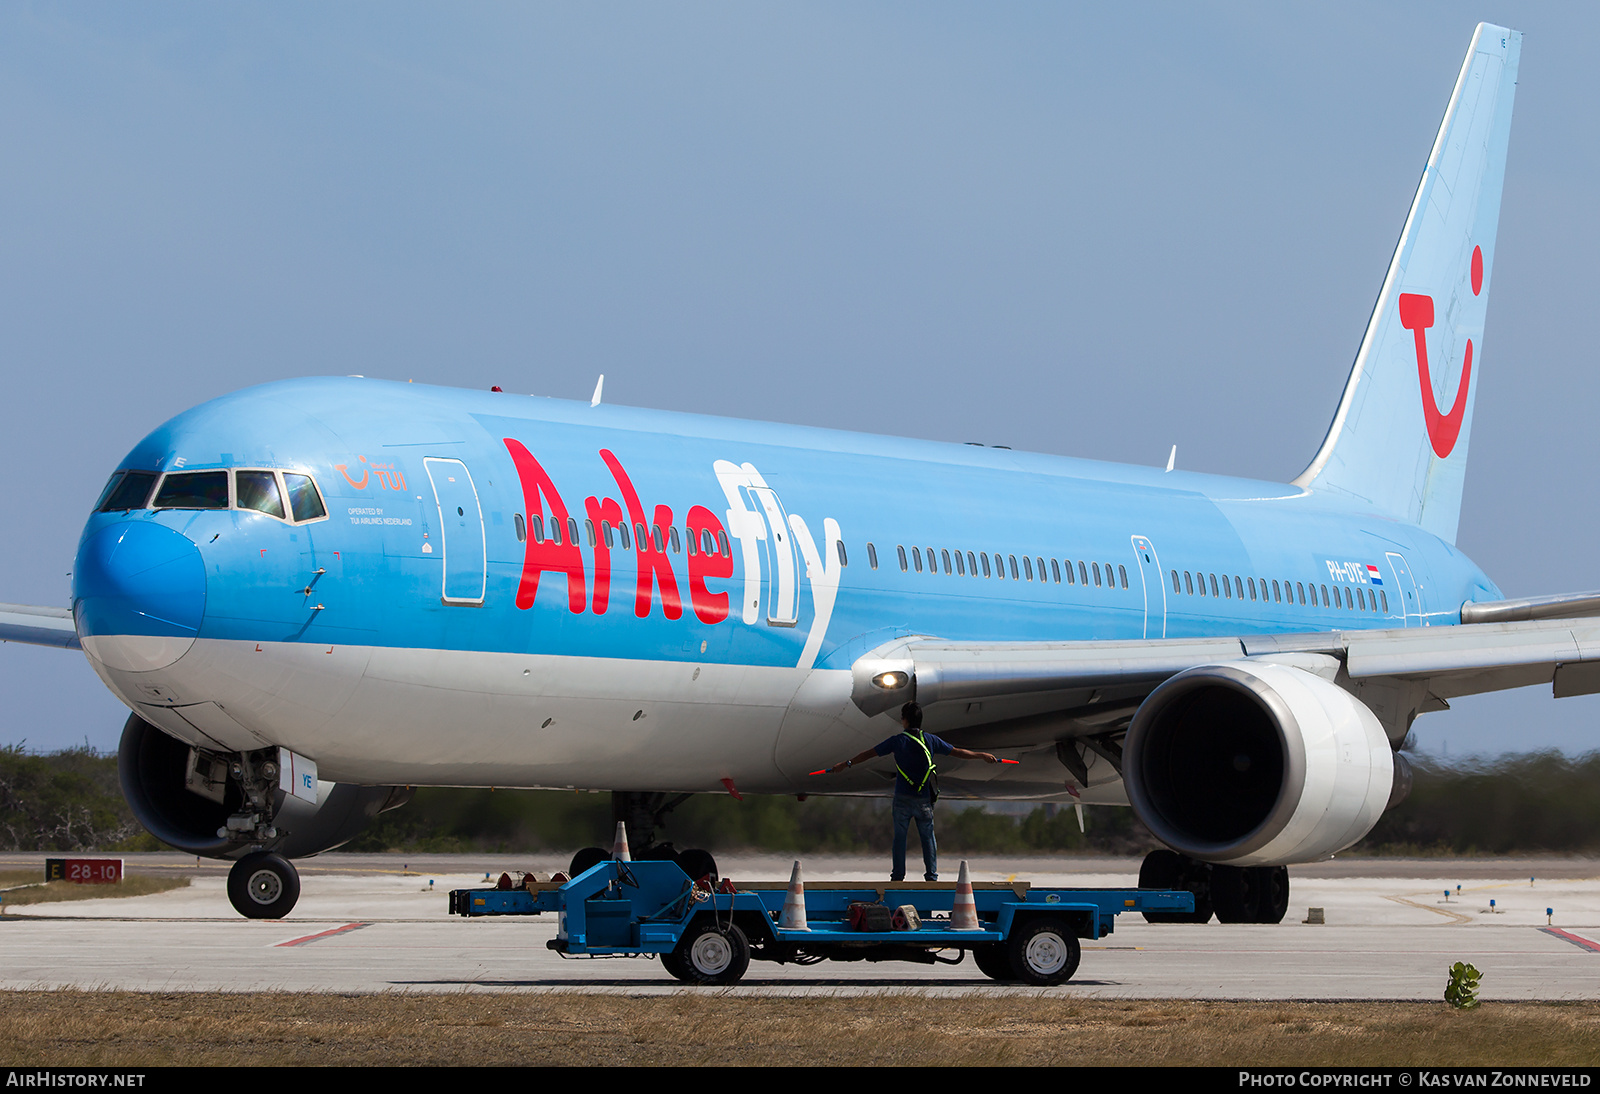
left=0, top=603, right=81, bottom=650
left=854, top=595, right=1600, bottom=752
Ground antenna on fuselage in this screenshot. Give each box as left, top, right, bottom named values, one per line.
left=1165, top=445, right=1176, bottom=473
left=590, top=375, right=604, bottom=407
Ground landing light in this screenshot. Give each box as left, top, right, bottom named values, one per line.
left=872, top=671, right=908, bottom=690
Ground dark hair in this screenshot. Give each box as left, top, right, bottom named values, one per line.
left=900, top=701, right=923, bottom=729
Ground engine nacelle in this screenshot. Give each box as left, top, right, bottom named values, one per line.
left=118, top=713, right=409, bottom=860
left=1123, top=661, right=1396, bottom=866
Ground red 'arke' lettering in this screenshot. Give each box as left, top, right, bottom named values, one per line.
left=685, top=504, right=733, bottom=624
left=600, top=449, right=683, bottom=620
left=503, top=438, right=586, bottom=613
left=583, top=495, right=626, bottom=615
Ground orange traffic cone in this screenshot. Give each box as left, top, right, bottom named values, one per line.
left=612, top=821, right=631, bottom=862
left=779, top=860, right=810, bottom=931
left=951, top=860, right=979, bottom=930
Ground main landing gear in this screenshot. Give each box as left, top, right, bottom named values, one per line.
left=1138, top=849, right=1289, bottom=925
left=568, top=792, right=721, bottom=883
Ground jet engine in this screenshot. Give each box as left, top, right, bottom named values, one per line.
left=1123, top=661, right=1399, bottom=866
left=117, top=713, right=410, bottom=859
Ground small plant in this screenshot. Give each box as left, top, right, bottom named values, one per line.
left=1445, top=961, right=1481, bottom=1008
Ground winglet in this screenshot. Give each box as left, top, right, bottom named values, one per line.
left=590, top=375, right=604, bottom=408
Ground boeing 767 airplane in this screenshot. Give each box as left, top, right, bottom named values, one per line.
left=2, top=23, right=1579, bottom=928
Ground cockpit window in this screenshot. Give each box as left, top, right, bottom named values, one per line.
left=235, top=471, right=286, bottom=519
left=283, top=473, right=326, bottom=522
left=153, top=471, right=229, bottom=510
left=97, top=471, right=158, bottom=512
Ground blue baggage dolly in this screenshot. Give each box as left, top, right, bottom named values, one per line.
left=450, top=859, right=1193, bottom=985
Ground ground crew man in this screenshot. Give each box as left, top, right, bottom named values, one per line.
left=827, top=701, right=998, bottom=881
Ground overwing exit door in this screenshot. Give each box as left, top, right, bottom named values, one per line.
left=424, top=458, right=486, bottom=605
left=741, top=484, right=799, bottom=626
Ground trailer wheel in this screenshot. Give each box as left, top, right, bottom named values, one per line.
left=972, top=943, right=1014, bottom=981
left=1005, top=918, right=1080, bottom=986
left=568, top=847, right=608, bottom=877
left=667, top=919, right=750, bottom=986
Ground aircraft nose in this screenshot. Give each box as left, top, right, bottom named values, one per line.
left=73, top=521, right=206, bottom=671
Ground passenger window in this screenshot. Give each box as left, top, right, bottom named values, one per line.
left=235, top=471, right=285, bottom=519
left=718, top=531, right=730, bottom=556
left=603, top=522, right=615, bottom=549
left=1381, top=590, right=1389, bottom=613
left=634, top=522, right=647, bottom=550
left=838, top=541, right=849, bottom=567
left=981, top=553, right=991, bottom=577
left=1247, top=577, right=1256, bottom=601
left=1296, top=582, right=1306, bottom=605
left=514, top=513, right=526, bottom=542
left=1092, top=562, right=1102, bottom=587
left=1185, top=571, right=1194, bottom=595
left=283, top=474, right=326, bottom=522
left=155, top=471, right=230, bottom=510
left=652, top=524, right=665, bottom=552
left=1321, top=584, right=1330, bottom=607
left=1355, top=587, right=1365, bottom=610
left=669, top=525, right=680, bottom=553
left=703, top=529, right=715, bottom=555
left=1051, top=559, right=1061, bottom=583
left=868, top=542, right=879, bottom=570
left=1064, top=559, right=1075, bottom=585
left=1009, top=555, right=1020, bottom=580
left=1022, top=556, right=1033, bottom=581
left=967, top=551, right=978, bottom=577
left=954, top=550, right=965, bottom=576
left=1233, top=576, right=1243, bottom=599
left=912, top=547, right=923, bottom=573
left=1038, top=558, right=1048, bottom=584
left=98, top=470, right=157, bottom=512
left=1078, top=561, right=1088, bottom=586
left=620, top=523, right=632, bottom=551
left=1221, top=574, right=1232, bottom=599
left=995, top=553, right=1007, bottom=579
left=1171, top=570, right=1181, bottom=593
left=551, top=518, right=563, bottom=545
left=568, top=517, right=580, bottom=545
left=531, top=515, right=546, bottom=542
left=898, top=545, right=908, bottom=572
left=1119, top=565, right=1128, bottom=589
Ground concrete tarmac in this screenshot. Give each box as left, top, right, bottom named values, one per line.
left=3, top=852, right=1598, bottom=999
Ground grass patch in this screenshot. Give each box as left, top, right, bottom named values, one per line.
left=0, top=870, right=189, bottom=907
left=0, top=993, right=1597, bottom=1066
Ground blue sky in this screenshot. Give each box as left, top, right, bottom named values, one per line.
left=3, top=3, right=1599, bottom=759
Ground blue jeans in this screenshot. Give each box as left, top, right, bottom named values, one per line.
left=891, top=796, right=938, bottom=882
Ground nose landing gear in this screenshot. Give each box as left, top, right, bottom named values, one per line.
left=227, top=851, right=301, bottom=919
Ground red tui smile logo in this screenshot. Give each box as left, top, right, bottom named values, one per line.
left=1397, top=245, right=1482, bottom=459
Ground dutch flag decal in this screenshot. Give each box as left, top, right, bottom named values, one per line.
left=1366, top=564, right=1383, bottom=586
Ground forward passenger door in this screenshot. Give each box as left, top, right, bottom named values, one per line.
left=424, top=458, right=487, bottom=606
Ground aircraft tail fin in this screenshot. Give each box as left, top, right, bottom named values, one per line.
left=1293, top=24, right=1520, bottom=544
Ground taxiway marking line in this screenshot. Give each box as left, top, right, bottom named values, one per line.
left=1382, top=895, right=1473, bottom=924
left=276, top=921, right=372, bottom=947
